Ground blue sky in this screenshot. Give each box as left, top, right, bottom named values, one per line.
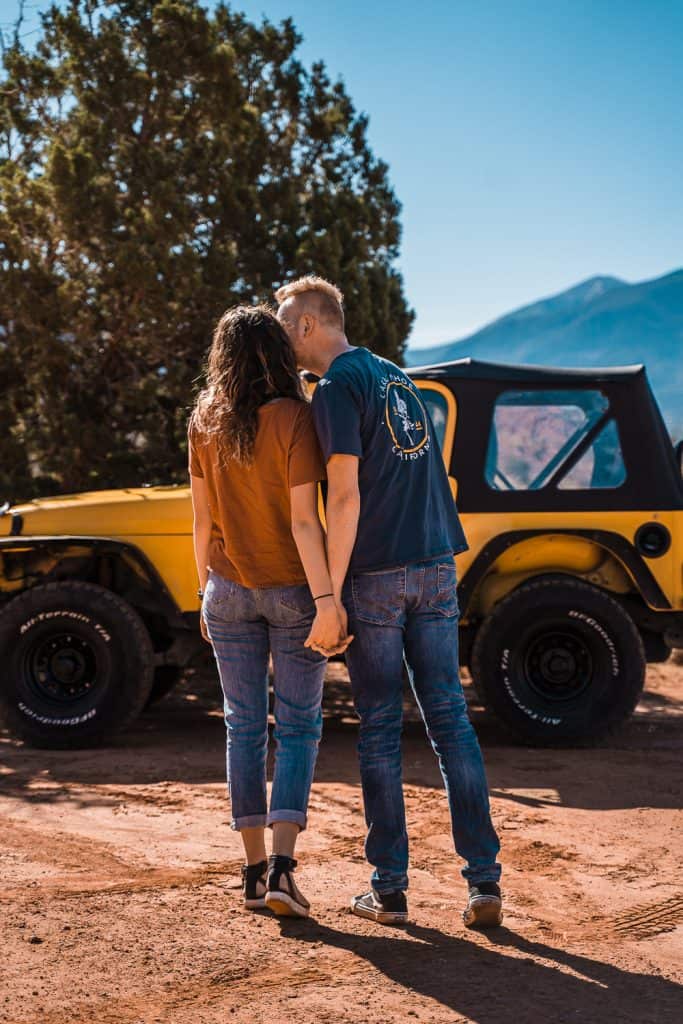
left=3, top=1, right=682, bottom=346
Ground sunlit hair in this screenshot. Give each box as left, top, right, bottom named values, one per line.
left=190, top=305, right=305, bottom=465
left=275, top=274, right=345, bottom=330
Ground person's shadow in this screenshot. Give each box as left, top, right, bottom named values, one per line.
left=271, top=917, right=682, bottom=1023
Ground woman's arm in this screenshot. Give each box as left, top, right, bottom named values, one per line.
left=290, top=481, right=351, bottom=655
left=190, top=474, right=212, bottom=641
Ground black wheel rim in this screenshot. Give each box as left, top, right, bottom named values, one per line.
left=522, top=628, right=594, bottom=703
left=25, top=630, right=100, bottom=704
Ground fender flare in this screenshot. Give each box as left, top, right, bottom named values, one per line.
left=0, top=535, right=185, bottom=626
left=457, top=529, right=671, bottom=614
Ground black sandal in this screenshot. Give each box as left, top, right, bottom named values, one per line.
left=241, top=860, right=268, bottom=910
left=264, top=854, right=310, bottom=918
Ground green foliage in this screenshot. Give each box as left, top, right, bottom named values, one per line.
left=0, top=0, right=413, bottom=497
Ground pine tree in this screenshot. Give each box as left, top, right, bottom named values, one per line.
left=0, top=0, right=413, bottom=496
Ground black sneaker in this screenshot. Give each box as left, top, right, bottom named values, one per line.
left=350, top=889, right=408, bottom=925
left=241, top=860, right=268, bottom=910
left=463, top=882, right=503, bottom=928
left=264, top=855, right=311, bottom=918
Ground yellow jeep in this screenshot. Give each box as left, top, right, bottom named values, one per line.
left=1, top=360, right=681, bottom=748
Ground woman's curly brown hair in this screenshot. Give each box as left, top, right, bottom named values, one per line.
left=190, top=305, right=306, bottom=465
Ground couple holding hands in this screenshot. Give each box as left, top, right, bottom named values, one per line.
left=189, top=276, right=502, bottom=928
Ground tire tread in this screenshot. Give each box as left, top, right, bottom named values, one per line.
left=0, top=581, right=155, bottom=748
left=471, top=575, right=645, bottom=747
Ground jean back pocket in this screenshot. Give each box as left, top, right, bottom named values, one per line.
left=277, top=584, right=316, bottom=625
left=351, top=568, right=406, bottom=626
left=426, top=561, right=459, bottom=618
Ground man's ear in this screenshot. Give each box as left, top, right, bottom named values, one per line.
left=302, top=313, right=315, bottom=338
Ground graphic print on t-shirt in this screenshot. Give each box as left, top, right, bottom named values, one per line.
left=384, top=381, right=429, bottom=457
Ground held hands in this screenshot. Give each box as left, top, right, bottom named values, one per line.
left=304, top=596, right=353, bottom=657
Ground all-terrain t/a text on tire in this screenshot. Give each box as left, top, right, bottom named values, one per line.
left=0, top=581, right=155, bottom=748
left=471, top=576, right=645, bottom=746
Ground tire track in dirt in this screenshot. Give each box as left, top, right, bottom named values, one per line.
left=585, top=894, right=683, bottom=941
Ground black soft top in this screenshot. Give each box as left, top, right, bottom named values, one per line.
left=408, top=358, right=682, bottom=511
left=408, top=357, right=646, bottom=384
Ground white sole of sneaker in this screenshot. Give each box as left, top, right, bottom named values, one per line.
left=244, top=896, right=267, bottom=910
left=265, top=891, right=310, bottom=918
left=350, top=899, right=408, bottom=925
left=463, top=896, right=503, bottom=928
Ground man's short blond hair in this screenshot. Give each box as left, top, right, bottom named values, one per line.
left=275, top=275, right=344, bottom=330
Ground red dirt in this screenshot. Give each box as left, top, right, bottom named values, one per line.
left=1, top=656, right=682, bottom=1024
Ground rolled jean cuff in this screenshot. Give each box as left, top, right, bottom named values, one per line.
left=231, top=813, right=267, bottom=831
left=267, top=809, right=307, bottom=831
left=373, top=875, right=409, bottom=895
left=463, top=864, right=502, bottom=884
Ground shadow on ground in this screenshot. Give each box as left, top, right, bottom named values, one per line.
left=270, top=917, right=683, bottom=1024
left=1, top=660, right=681, bottom=813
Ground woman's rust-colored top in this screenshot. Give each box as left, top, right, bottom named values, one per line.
left=188, top=398, right=325, bottom=588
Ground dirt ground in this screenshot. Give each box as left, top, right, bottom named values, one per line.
left=1, top=653, right=682, bottom=1024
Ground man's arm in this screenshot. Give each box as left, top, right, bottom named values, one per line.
left=310, top=377, right=362, bottom=617
left=325, top=454, right=361, bottom=617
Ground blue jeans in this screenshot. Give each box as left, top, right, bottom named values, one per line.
left=343, top=558, right=501, bottom=892
left=202, top=571, right=326, bottom=831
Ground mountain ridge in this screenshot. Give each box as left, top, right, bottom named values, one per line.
left=406, top=269, right=683, bottom=437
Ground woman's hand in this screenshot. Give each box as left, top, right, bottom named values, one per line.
left=304, top=597, right=353, bottom=656
left=334, top=597, right=349, bottom=641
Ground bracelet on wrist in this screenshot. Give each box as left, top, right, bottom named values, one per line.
left=313, top=592, right=334, bottom=602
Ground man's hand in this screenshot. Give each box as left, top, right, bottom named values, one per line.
left=334, top=597, right=349, bottom=640
left=200, top=615, right=211, bottom=644
left=305, top=597, right=353, bottom=656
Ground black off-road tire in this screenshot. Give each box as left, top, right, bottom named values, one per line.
left=471, top=576, right=645, bottom=746
left=0, top=581, right=155, bottom=748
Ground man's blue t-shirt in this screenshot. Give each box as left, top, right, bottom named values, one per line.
left=311, top=347, right=468, bottom=574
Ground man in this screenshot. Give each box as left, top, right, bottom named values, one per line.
left=276, top=276, right=502, bottom=928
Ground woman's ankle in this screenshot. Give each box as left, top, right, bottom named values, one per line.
left=271, top=820, right=300, bottom=859
left=241, top=825, right=267, bottom=866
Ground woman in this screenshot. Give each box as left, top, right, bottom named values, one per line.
left=188, top=305, right=348, bottom=919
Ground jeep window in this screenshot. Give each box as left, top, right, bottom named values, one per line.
left=485, top=389, right=626, bottom=491
left=558, top=418, right=626, bottom=489
left=418, top=387, right=449, bottom=452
